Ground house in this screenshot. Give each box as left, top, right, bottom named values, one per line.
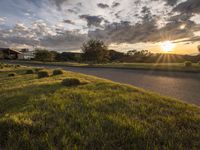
left=18, top=50, right=35, bottom=60
left=0, top=48, right=22, bottom=59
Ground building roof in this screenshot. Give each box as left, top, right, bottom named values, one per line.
left=0, top=48, right=22, bottom=54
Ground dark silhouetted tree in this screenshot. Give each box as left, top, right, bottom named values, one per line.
left=82, top=40, right=109, bottom=63
left=35, top=49, right=56, bottom=62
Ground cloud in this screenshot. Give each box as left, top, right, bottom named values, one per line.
left=0, top=20, right=87, bottom=50
left=88, top=11, right=196, bottom=45
left=1, top=0, right=200, bottom=52
left=48, top=0, right=68, bottom=9
left=175, top=36, right=200, bottom=43
left=162, top=0, right=179, bottom=6
left=63, top=19, right=75, bottom=25
left=67, top=9, right=78, bottom=14
left=40, top=31, right=88, bottom=50
left=79, top=15, right=105, bottom=27
left=0, top=17, right=6, bottom=24
left=112, top=2, right=120, bottom=8
left=97, top=3, right=109, bottom=9
left=173, top=0, right=200, bottom=14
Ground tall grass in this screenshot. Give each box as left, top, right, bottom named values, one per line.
left=0, top=66, right=200, bottom=149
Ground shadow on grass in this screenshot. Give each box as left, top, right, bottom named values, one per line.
left=0, top=83, right=62, bottom=115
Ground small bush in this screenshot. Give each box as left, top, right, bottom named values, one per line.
left=38, top=71, right=49, bottom=78
left=8, top=73, right=16, bottom=77
left=0, top=64, right=3, bottom=69
left=53, top=69, right=63, bottom=76
left=184, top=61, right=192, bottom=67
left=35, top=68, right=43, bottom=72
left=26, top=69, right=35, bottom=74
left=62, top=78, right=81, bottom=86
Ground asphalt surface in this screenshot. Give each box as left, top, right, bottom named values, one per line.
left=4, top=62, right=200, bottom=105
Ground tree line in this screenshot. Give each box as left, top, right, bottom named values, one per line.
left=35, top=40, right=200, bottom=63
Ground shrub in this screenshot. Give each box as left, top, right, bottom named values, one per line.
left=4, top=64, right=11, bottom=67
left=38, top=71, right=49, bottom=78
left=34, top=68, right=44, bottom=73
left=26, top=69, right=35, bottom=74
left=8, top=73, right=16, bottom=77
left=0, top=64, right=3, bottom=69
left=184, top=61, right=192, bottom=67
left=62, top=78, right=81, bottom=86
left=53, top=69, right=63, bottom=76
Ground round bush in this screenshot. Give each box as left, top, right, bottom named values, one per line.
left=62, top=78, right=81, bottom=86
left=184, top=61, right=192, bottom=67
left=53, top=69, right=63, bottom=76
left=26, top=69, right=35, bottom=74
left=8, top=73, right=16, bottom=77
left=38, top=71, right=49, bottom=78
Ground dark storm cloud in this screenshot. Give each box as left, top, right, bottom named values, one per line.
left=97, top=3, right=109, bottom=9
left=88, top=11, right=196, bottom=45
left=79, top=15, right=105, bottom=27
left=173, top=0, right=200, bottom=14
left=63, top=19, right=75, bottom=25
left=88, top=17, right=157, bottom=44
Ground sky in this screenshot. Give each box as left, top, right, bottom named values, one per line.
left=0, top=0, right=200, bottom=54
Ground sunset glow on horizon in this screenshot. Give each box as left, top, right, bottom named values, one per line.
left=161, top=41, right=175, bottom=53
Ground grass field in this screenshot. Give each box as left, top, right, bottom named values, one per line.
left=2, top=60, right=200, bottom=73
left=94, top=62, right=200, bottom=72
left=0, top=64, right=200, bottom=149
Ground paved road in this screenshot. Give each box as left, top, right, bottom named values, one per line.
left=5, top=62, right=200, bottom=105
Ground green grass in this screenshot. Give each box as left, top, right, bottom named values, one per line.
left=0, top=66, right=200, bottom=149
left=2, top=60, right=200, bottom=73
left=94, top=62, right=200, bottom=72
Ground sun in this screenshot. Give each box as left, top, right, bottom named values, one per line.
left=161, top=41, right=175, bottom=53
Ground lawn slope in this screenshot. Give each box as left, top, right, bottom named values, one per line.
left=0, top=65, right=200, bottom=150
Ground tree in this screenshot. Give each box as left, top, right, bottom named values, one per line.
left=82, top=40, right=109, bottom=63
left=35, top=49, right=56, bottom=62
left=57, top=52, right=81, bottom=62
left=127, top=50, right=137, bottom=56
left=109, top=50, right=124, bottom=61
